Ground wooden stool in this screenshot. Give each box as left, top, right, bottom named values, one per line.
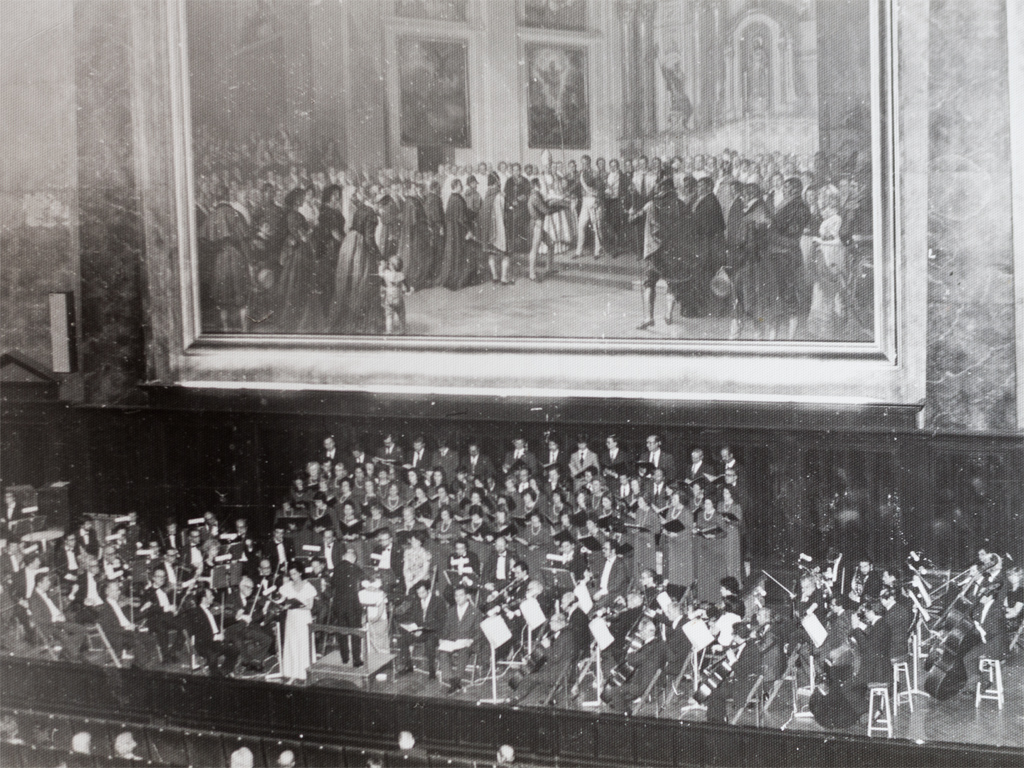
left=975, top=658, right=1004, bottom=710
left=867, top=683, right=893, bottom=738
left=892, top=660, right=914, bottom=713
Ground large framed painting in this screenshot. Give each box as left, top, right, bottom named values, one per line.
left=134, top=0, right=927, bottom=406
left=525, top=43, right=590, bottom=150
left=398, top=38, right=470, bottom=148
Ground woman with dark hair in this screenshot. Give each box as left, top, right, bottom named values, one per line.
left=694, top=493, right=735, bottom=602
left=313, top=184, right=346, bottom=314
left=330, top=189, right=384, bottom=334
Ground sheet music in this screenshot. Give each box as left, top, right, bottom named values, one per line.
left=682, top=619, right=715, bottom=652
left=574, top=581, right=593, bottom=614
left=481, top=615, right=513, bottom=649
left=438, top=638, right=473, bottom=652
left=589, top=616, right=615, bottom=650
left=801, top=612, right=829, bottom=648
left=520, top=597, right=546, bottom=631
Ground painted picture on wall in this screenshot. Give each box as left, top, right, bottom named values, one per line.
left=518, top=0, right=587, bottom=31
left=180, top=0, right=887, bottom=352
left=397, top=38, right=471, bottom=148
left=525, top=43, right=590, bottom=151
left=395, top=0, right=468, bottom=23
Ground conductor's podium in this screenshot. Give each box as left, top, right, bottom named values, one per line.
left=306, top=624, right=395, bottom=691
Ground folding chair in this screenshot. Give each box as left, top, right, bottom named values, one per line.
left=86, top=624, right=122, bottom=667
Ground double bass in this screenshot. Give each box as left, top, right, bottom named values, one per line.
left=922, top=568, right=991, bottom=699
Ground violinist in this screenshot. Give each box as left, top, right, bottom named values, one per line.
left=26, top=571, right=90, bottom=662
left=264, top=526, right=294, bottom=574
left=559, top=591, right=590, bottom=658
left=548, top=532, right=588, bottom=582
left=446, top=538, right=480, bottom=594
left=254, top=557, right=282, bottom=600
left=754, top=606, right=785, bottom=687
left=481, top=534, right=515, bottom=601
left=138, top=567, right=183, bottom=662
left=395, top=579, right=443, bottom=679
left=223, top=574, right=274, bottom=671
left=156, top=548, right=181, bottom=592
left=54, top=533, right=80, bottom=592
left=67, top=555, right=105, bottom=623
left=97, top=579, right=160, bottom=668
left=601, top=617, right=667, bottom=714
left=183, top=528, right=206, bottom=582
left=183, top=587, right=240, bottom=678
left=660, top=598, right=693, bottom=681
left=605, top=591, right=646, bottom=666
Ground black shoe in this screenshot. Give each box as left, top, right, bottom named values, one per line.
left=352, top=660, right=363, bottom=668
left=428, top=670, right=437, bottom=680
left=396, top=666, right=414, bottom=677
left=448, top=682, right=463, bottom=695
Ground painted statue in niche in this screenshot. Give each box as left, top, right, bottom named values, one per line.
left=658, top=51, right=693, bottom=131
left=395, top=0, right=468, bottom=23
left=526, top=43, right=589, bottom=149
left=742, top=30, right=774, bottom=116
left=398, top=38, right=470, bottom=148
left=518, top=0, right=587, bottom=31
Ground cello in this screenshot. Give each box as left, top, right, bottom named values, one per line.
left=921, top=566, right=992, bottom=699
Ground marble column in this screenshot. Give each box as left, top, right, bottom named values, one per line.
left=75, top=0, right=145, bottom=403
left=926, top=0, right=1016, bottom=430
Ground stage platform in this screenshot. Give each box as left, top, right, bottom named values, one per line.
left=308, top=647, right=395, bottom=690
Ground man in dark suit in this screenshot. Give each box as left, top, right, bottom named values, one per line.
left=849, top=601, right=892, bottom=691
left=321, top=435, right=342, bottom=466
left=137, top=566, right=183, bottom=661
left=684, top=448, right=714, bottom=487
left=67, top=556, right=106, bottom=624
left=540, top=433, right=568, bottom=477
left=331, top=547, right=365, bottom=667
left=660, top=599, right=693, bottom=681
left=502, top=435, right=540, bottom=478
left=395, top=580, right=445, bottom=678
left=643, top=468, right=671, bottom=510
left=223, top=574, right=274, bottom=670
left=441, top=585, right=483, bottom=693
left=880, top=591, right=913, bottom=662
left=600, top=434, right=631, bottom=480
left=643, top=434, right=677, bottom=483
left=461, top=441, right=496, bottom=484
left=96, top=579, right=160, bottom=668
left=376, top=433, right=405, bottom=467
left=320, top=527, right=345, bottom=575
left=508, top=612, right=576, bottom=705
left=347, top=443, right=370, bottom=474
left=405, top=435, right=431, bottom=471
left=185, top=587, right=240, bottom=677
left=602, top=618, right=667, bottom=713
left=430, top=436, right=460, bottom=480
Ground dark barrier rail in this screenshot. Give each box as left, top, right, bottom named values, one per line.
left=1, top=657, right=1021, bottom=768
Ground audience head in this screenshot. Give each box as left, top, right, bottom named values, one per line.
left=230, top=746, right=255, bottom=768
left=496, top=744, right=516, bottom=764
left=113, top=731, right=138, bottom=758
left=277, top=749, right=296, bottom=767
left=71, top=731, right=92, bottom=755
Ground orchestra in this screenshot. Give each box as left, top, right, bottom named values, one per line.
left=0, top=430, right=1020, bottom=738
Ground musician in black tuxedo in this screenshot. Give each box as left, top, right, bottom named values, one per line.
left=96, top=579, right=160, bottom=668
left=26, top=571, right=90, bottom=662
left=441, top=585, right=484, bottom=693
left=137, top=567, right=183, bottom=661
left=508, top=613, right=576, bottom=705
left=320, top=527, right=345, bottom=575
left=705, top=622, right=762, bottom=724
left=331, top=547, right=365, bottom=666
left=264, top=527, right=295, bottom=573
left=184, top=587, right=239, bottom=677
left=223, top=574, right=274, bottom=670
left=849, top=600, right=892, bottom=692
left=602, top=618, right=667, bottom=714
left=395, top=580, right=445, bottom=678
left=642, top=435, right=677, bottom=483
left=660, top=599, right=693, bottom=680
left=67, top=556, right=106, bottom=624
left=589, top=540, right=630, bottom=609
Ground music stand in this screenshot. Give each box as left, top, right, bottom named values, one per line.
left=543, top=566, right=574, bottom=594
left=520, top=598, right=546, bottom=654
left=578, top=616, right=614, bottom=707
left=478, top=615, right=513, bottom=704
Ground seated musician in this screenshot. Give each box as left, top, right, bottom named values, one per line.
left=402, top=532, right=432, bottom=594
left=481, top=533, right=515, bottom=601
left=754, top=606, right=785, bottom=687
left=10, top=549, right=45, bottom=643
left=508, top=613, right=575, bottom=705
left=264, top=526, right=295, bottom=575
left=601, top=617, right=667, bottom=714
left=880, top=588, right=913, bottom=663
left=848, top=600, right=891, bottom=694
left=547, top=532, right=588, bottom=582
left=254, top=557, right=282, bottom=599
left=966, top=582, right=1008, bottom=673
left=138, top=566, right=183, bottom=662
left=183, top=587, right=240, bottom=677
left=395, top=579, right=444, bottom=679
left=588, top=539, right=629, bottom=609
left=183, top=527, right=207, bottom=583
left=559, top=590, right=591, bottom=659
left=704, top=621, right=762, bottom=723
left=660, top=598, right=693, bottom=682
left=224, top=574, right=274, bottom=671
left=26, top=571, right=90, bottom=661
left=67, top=555, right=106, bottom=624
left=369, top=527, right=399, bottom=594
left=847, top=558, right=883, bottom=607
left=156, top=548, right=182, bottom=592
left=446, top=538, right=480, bottom=594
left=96, top=579, right=160, bottom=667
left=605, top=590, right=646, bottom=666
left=54, top=534, right=81, bottom=591
left=440, top=585, right=483, bottom=694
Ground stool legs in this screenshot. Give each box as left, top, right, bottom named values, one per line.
left=892, top=661, right=913, bottom=714
left=975, top=658, right=1004, bottom=710
left=867, top=685, right=893, bottom=738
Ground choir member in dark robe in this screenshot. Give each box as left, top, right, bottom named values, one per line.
left=313, top=184, right=346, bottom=314
left=503, top=163, right=532, bottom=254
left=202, top=186, right=254, bottom=333
left=331, top=192, right=384, bottom=334
left=398, top=184, right=431, bottom=290
left=277, top=209, right=325, bottom=333
left=439, top=179, right=476, bottom=290
left=422, top=180, right=446, bottom=288
left=768, top=177, right=813, bottom=339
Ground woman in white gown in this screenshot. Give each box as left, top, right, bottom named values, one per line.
left=279, top=563, right=318, bottom=683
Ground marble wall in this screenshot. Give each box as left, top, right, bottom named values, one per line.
left=0, top=0, right=77, bottom=369
left=926, top=0, right=1017, bottom=430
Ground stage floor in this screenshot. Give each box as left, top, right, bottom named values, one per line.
left=6, top=631, right=1021, bottom=751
